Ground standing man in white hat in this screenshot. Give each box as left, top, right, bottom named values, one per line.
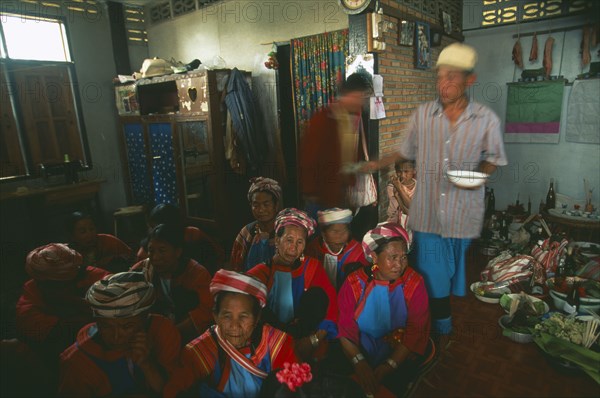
left=364, top=43, right=507, bottom=349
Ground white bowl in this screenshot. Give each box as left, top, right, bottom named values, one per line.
left=498, top=315, right=535, bottom=344
left=548, top=288, right=600, bottom=314
left=446, top=170, right=489, bottom=189
left=571, top=242, right=600, bottom=258
left=500, top=293, right=550, bottom=315
left=470, top=281, right=511, bottom=304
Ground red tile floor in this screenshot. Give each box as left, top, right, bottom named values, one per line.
left=409, top=246, right=600, bottom=398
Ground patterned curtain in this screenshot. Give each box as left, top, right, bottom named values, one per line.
left=291, top=29, right=349, bottom=136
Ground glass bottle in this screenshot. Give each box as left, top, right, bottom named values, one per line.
left=500, top=211, right=509, bottom=241
left=527, top=196, right=532, bottom=214
left=489, top=189, right=496, bottom=215
left=546, top=179, right=556, bottom=210
left=564, top=246, right=576, bottom=276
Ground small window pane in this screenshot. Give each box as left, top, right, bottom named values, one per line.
left=1, top=15, right=71, bottom=62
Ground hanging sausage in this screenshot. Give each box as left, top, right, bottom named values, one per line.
left=543, top=36, right=554, bottom=78
left=512, top=39, right=524, bottom=69
left=529, top=32, right=538, bottom=62
left=581, top=25, right=591, bottom=67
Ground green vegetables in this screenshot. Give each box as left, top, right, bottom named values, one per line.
left=534, top=313, right=587, bottom=345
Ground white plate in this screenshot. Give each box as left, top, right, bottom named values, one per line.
left=470, top=281, right=511, bottom=304
left=446, top=170, right=489, bottom=189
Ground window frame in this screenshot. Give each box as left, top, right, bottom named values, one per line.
left=0, top=11, right=92, bottom=182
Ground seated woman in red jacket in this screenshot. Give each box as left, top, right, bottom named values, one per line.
left=305, top=208, right=368, bottom=290
left=16, top=244, right=109, bottom=365
left=164, top=269, right=297, bottom=398
left=338, top=223, right=432, bottom=397
left=247, top=208, right=338, bottom=362
left=229, top=177, right=282, bottom=272
left=131, top=223, right=212, bottom=344
left=59, top=271, right=181, bottom=397
left=67, top=212, right=133, bottom=273
left=136, top=203, right=226, bottom=274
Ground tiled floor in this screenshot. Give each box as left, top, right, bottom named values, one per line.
left=409, top=247, right=600, bottom=398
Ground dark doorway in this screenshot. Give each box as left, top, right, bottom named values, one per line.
left=275, top=44, right=299, bottom=208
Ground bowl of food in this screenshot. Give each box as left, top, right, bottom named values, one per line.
left=546, top=277, right=600, bottom=313
left=446, top=170, right=489, bottom=189
left=470, top=281, right=512, bottom=304
left=500, top=293, right=550, bottom=315
left=498, top=315, right=535, bottom=343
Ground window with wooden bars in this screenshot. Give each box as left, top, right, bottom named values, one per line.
left=0, top=11, right=90, bottom=180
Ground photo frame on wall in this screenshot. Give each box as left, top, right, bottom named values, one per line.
left=431, top=28, right=442, bottom=47
left=442, top=11, right=452, bottom=34
left=399, top=20, right=415, bottom=47
left=415, top=22, right=431, bottom=69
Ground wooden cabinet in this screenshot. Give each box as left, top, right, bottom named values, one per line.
left=117, top=69, right=250, bottom=241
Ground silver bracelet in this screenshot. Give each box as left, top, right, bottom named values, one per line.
left=386, top=358, right=398, bottom=369
left=351, top=353, right=365, bottom=365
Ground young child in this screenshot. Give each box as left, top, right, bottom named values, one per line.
left=67, top=212, right=133, bottom=273
left=59, top=272, right=181, bottom=397
left=386, top=160, right=416, bottom=241
left=305, top=208, right=368, bottom=290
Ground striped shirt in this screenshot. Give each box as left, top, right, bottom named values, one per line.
left=399, top=100, right=507, bottom=238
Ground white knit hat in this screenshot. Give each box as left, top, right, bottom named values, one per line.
left=436, top=43, right=478, bottom=71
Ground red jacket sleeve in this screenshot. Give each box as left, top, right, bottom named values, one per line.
left=229, top=229, right=248, bottom=271
left=58, top=345, right=111, bottom=397
left=185, top=227, right=226, bottom=266
left=163, top=331, right=215, bottom=398
left=181, top=262, right=213, bottom=334
left=246, top=263, right=271, bottom=286
left=336, top=277, right=360, bottom=345
left=16, top=281, right=59, bottom=343
left=307, top=260, right=338, bottom=337
left=270, top=331, right=297, bottom=370
left=149, top=315, right=182, bottom=374
left=95, top=234, right=133, bottom=268
left=403, top=278, right=430, bottom=356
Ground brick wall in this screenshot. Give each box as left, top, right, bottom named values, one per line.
left=376, top=0, right=461, bottom=221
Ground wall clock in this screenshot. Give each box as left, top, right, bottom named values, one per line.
left=339, top=0, right=372, bottom=15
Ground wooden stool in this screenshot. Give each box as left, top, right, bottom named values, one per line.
left=113, top=206, right=147, bottom=246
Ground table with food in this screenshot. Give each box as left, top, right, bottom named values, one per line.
left=470, top=206, right=600, bottom=384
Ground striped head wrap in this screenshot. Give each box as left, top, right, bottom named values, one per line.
left=247, top=177, right=282, bottom=205
left=362, top=222, right=411, bottom=262
left=25, top=243, right=83, bottom=281
left=317, top=208, right=353, bottom=226
left=86, top=272, right=155, bottom=318
left=210, top=269, right=267, bottom=307
left=274, top=208, right=317, bottom=237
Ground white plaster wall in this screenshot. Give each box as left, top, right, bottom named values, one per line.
left=464, top=15, right=600, bottom=211
left=146, top=0, right=348, bottom=181
left=66, top=4, right=128, bottom=217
